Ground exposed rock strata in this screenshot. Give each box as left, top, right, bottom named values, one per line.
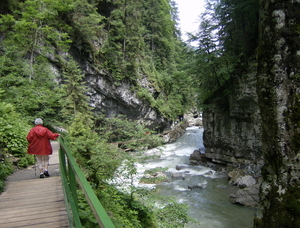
left=203, top=65, right=262, bottom=168
left=73, top=58, right=170, bottom=131
left=162, top=119, right=189, bottom=143
left=200, top=64, right=263, bottom=207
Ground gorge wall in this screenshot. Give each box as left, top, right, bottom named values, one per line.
left=68, top=49, right=170, bottom=132
left=84, top=65, right=169, bottom=131
left=202, top=63, right=262, bottom=172
left=254, top=0, right=300, bottom=227
left=201, top=63, right=263, bottom=208
left=202, top=0, right=300, bottom=226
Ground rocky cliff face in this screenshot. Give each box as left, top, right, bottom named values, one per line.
left=254, top=1, right=300, bottom=227
left=202, top=1, right=300, bottom=225
left=203, top=64, right=262, bottom=170
left=201, top=64, right=263, bottom=208
left=73, top=57, right=170, bottom=131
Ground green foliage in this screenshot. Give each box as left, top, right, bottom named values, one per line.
left=66, top=115, right=159, bottom=227
left=60, top=59, right=93, bottom=123
left=0, top=98, right=29, bottom=157
left=215, top=0, right=259, bottom=57
left=155, top=198, right=192, bottom=228
left=189, top=0, right=259, bottom=106
left=143, top=0, right=176, bottom=70
left=95, top=114, right=164, bottom=149
left=140, top=167, right=169, bottom=184
left=67, top=113, right=122, bottom=186
left=69, top=0, right=105, bottom=57
left=67, top=112, right=190, bottom=227
left=17, top=154, right=35, bottom=168
left=0, top=92, right=34, bottom=191
left=144, top=167, right=168, bottom=176
left=135, top=189, right=195, bottom=228
left=0, top=0, right=195, bottom=123
left=77, top=190, right=99, bottom=227
left=0, top=155, right=13, bottom=192
left=98, top=184, right=158, bottom=228
left=0, top=0, right=70, bottom=119
left=0, top=0, right=194, bottom=225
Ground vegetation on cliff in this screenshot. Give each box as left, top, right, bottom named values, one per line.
left=0, top=0, right=194, bottom=226
left=190, top=0, right=300, bottom=227
left=188, top=0, right=259, bottom=106
left=2, top=0, right=299, bottom=226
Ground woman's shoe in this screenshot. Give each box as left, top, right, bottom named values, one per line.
left=44, top=170, right=50, bottom=177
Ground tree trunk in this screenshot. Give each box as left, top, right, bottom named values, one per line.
left=255, top=0, right=300, bottom=227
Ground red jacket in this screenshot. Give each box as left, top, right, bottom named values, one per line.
left=27, top=125, right=59, bottom=155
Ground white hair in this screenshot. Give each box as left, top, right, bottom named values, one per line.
left=34, top=118, right=43, bottom=125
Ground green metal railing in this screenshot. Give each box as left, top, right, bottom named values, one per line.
left=58, top=137, right=115, bottom=228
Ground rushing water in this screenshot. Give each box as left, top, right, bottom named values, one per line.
left=136, top=126, right=256, bottom=228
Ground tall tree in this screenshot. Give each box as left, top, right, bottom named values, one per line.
left=189, top=0, right=259, bottom=106
left=60, top=59, right=93, bottom=124
left=143, top=0, right=176, bottom=70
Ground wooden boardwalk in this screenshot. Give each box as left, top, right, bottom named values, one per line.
left=0, top=142, right=69, bottom=228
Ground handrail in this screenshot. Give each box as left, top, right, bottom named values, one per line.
left=58, top=137, right=115, bottom=228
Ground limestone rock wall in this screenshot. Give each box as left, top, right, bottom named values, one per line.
left=254, top=0, right=300, bottom=227
left=203, top=65, right=262, bottom=168
left=75, top=59, right=169, bottom=131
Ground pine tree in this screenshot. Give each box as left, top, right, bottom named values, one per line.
left=60, top=59, right=93, bottom=124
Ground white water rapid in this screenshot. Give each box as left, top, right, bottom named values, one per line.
left=135, top=126, right=256, bottom=228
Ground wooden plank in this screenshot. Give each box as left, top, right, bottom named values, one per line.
left=0, top=195, right=63, bottom=210
left=20, top=220, right=69, bottom=228
left=0, top=188, right=64, bottom=200
left=0, top=210, right=67, bottom=224
left=0, top=175, right=69, bottom=228
left=0, top=214, right=69, bottom=228
left=1, top=179, right=63, bottom=196
left=0, top=206, right=66, bottom=219
left=0, top=190, right=64, bottom=202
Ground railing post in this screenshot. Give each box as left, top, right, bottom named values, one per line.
left=59, top=147, right=67, bottom=177
left=69, top=159, right=79, bottom=212
left=59, top=140, right=82, bottom=228
left=59, top=137, right=115, bottom=228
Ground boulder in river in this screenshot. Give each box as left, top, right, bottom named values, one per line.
left=228, top=168, right=245, bottom=185
left=176, top=164, right=188, bottom=171
left=171, top=172, right=186, bottom=179
left=188, top=182, right=207, bottom=190
left=236, top=175, right=257, bottom=189
left=230, top=183, right=260, bottom=207
left=189, top=150, right=206, bottom=165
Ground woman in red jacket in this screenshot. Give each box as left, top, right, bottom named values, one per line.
left=27, top=118, right=60, bottom=178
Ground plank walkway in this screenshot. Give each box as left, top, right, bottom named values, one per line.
left=0, top=142, right=69, bottom=228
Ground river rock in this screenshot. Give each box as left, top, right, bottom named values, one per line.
left=188, top=183, right=206, bottom=190
left=171, top=172, right=186, bottom=179
left=189, top=150, right=206, bottom=165
left=230, top=183, right=260, bottom=207
left=204, top=171, right=213, bottom=176
left=154, top=172, right=166, bottom=178
left=228, top=168, right=245, bottom=185
left=176, top=164, right=188, bottom=170
left=165, top=120, right=189, bottom=143
left=236, top=175, right=256, bottom=189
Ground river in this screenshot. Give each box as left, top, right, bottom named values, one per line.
left=135, top=126, right=257, bottom=228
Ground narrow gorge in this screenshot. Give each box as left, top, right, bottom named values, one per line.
left=200, top=1, right=300, bottom=227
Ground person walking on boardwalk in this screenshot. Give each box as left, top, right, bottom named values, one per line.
left=27, top=118, right=60, bottom=178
